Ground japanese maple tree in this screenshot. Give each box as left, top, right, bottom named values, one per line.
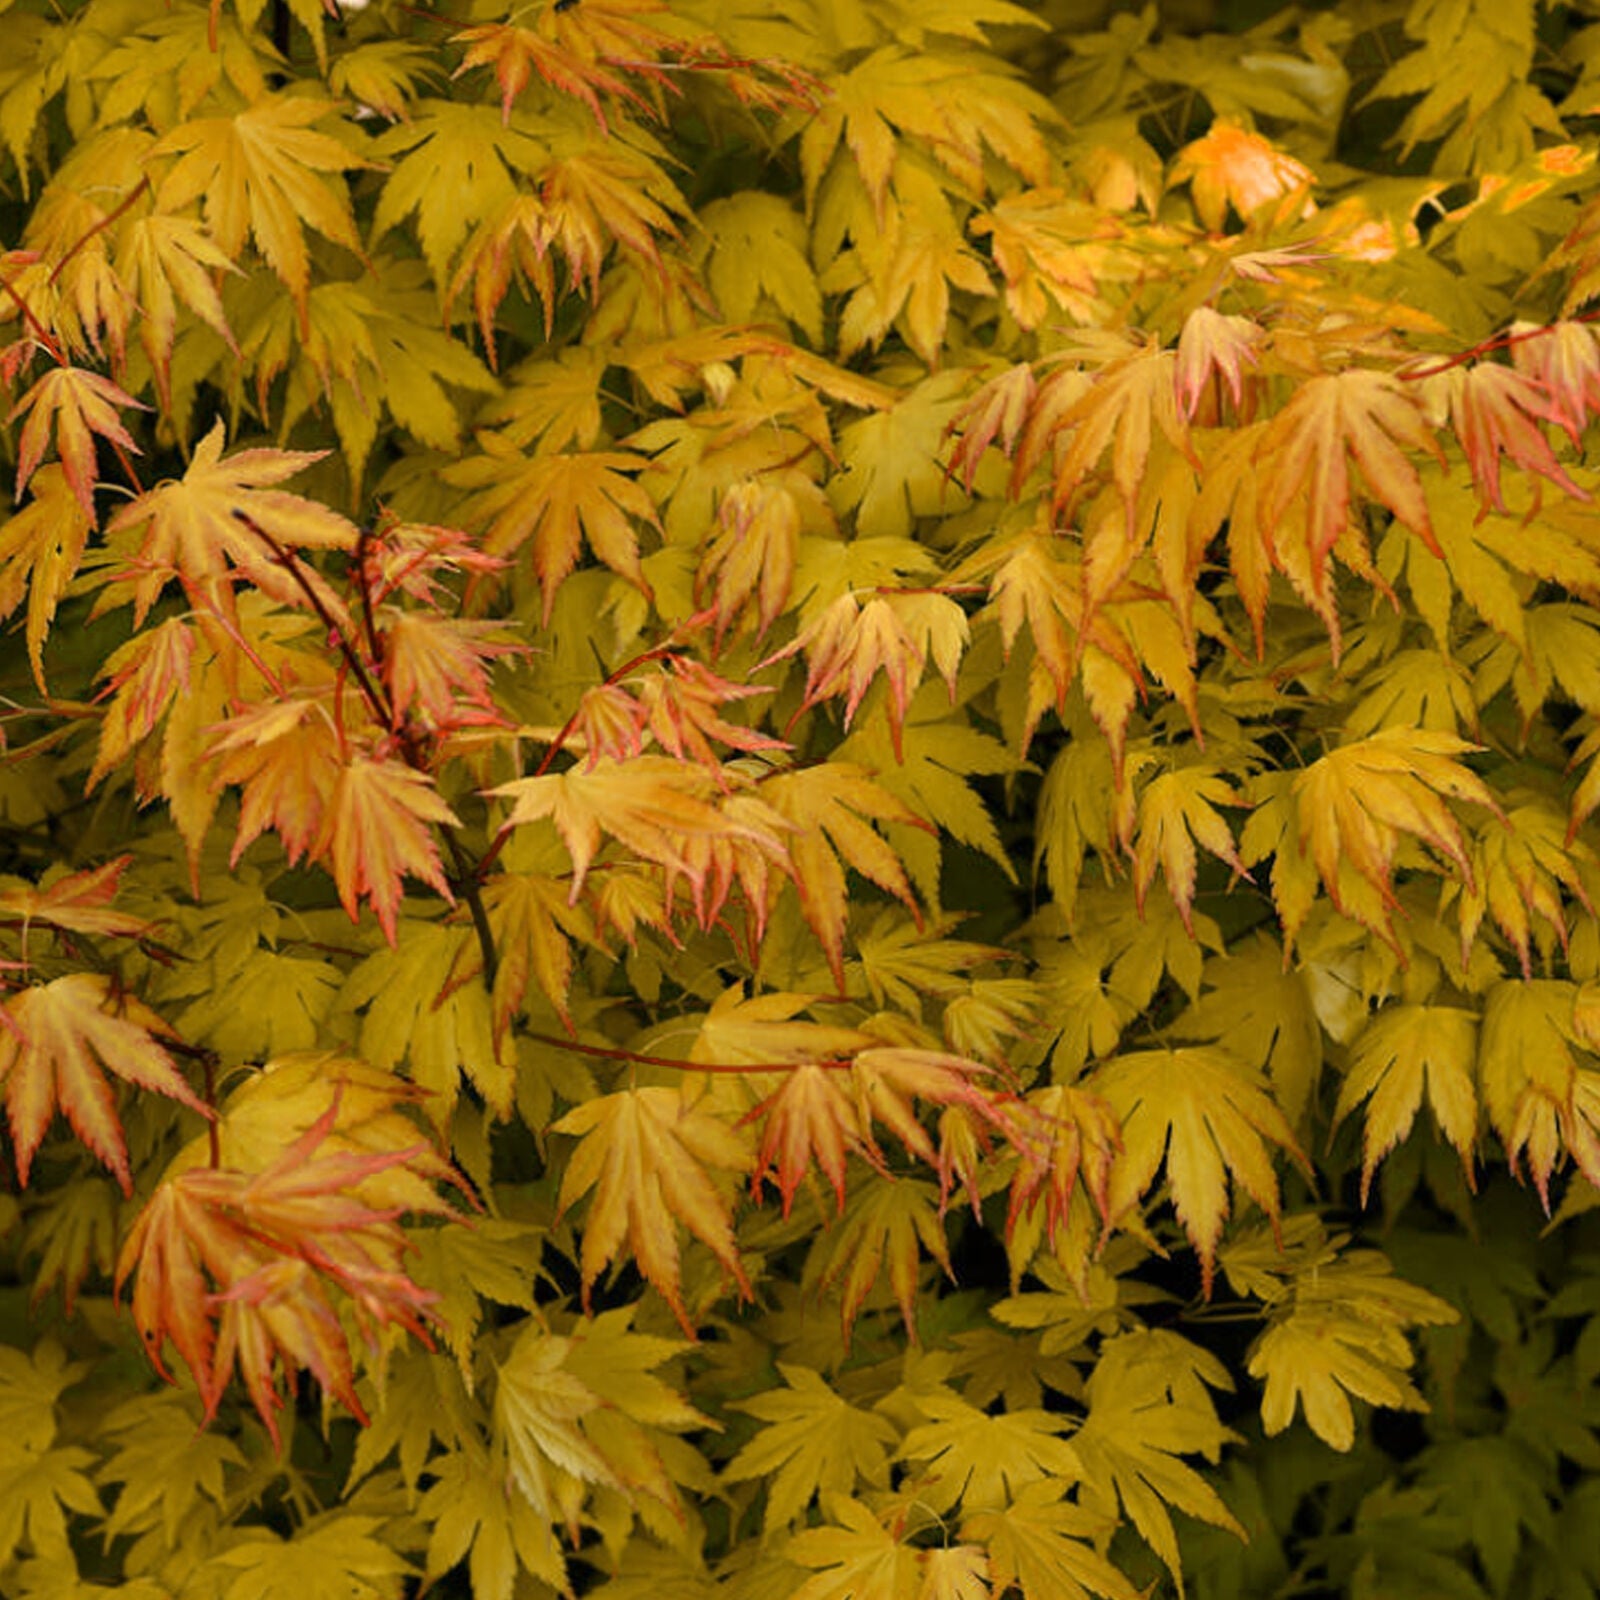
left=5, top=0, right=1600, bottom=1595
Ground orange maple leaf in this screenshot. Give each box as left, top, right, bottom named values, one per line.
left=117, top=1094, right=449, bottom=1445
left=1426, top=361, right=1585, bottom=513
left=0, top=974, right=210, bottom=1194
left=0, top=857, right=155, bottom=946
left=764, top=591, right=969, bottom=760
left=491, top=754, right=787, bottom=904
left=453, top=0, right=684, bottom=130
left=105, top=419, right=358, bottom=625
left=1171, top=120, right=1317, bottom=232
left=10, top=365, right=143, bottom=525
left=1259, top=368, right=1444, bottom=580
left=314, top=758, right=461, bottom=942
left=379, top=610, right=519, bottom=731
left=208, top=697, right=346, bottom=870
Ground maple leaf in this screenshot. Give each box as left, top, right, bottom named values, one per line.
left=0, top=857, right=153, bottom=946
left=760, top=763, right=926, bottom=989
left=380, top=609, right=516, bottom=731
left=314, top=758, right=460, bottom=943
left=0, top=466, right=92, bottom=692
left=95, top=1391, right=243, bottom=1546
left=1070, top=1330, right=1243, bottom=1589
left=1167, top=933, right=1323, bottom=1127
left=946, top=363, right=1037, bottom=492
left=1426, top=361, right=1585, bottom=512
left=552, top=1084, right=751, bottom=1334
left=1091, top=1047, right=1307, bottom=1293
left=1292, top=727, right=1499, bottom=934
left=809, top=1177, right=951, bottom=1339
left=10, top=365, right=142, bottom=526
left=114, top=213, right=239, bottom=409
left=696, top=479, right=801, bottom=650
left=450, top=441, right=658, bottom=622
left=206, top=1516, right=413, bottom=1600
left=766, top=590, right=970, bottom=760
left=971, top=189, right=1136, bottom=332
left=1246, top=1242, right=1457, bottom=1451
left=1455, top=799, right=1598, bottom=975
left=343, top=921, right=515, bottom=1126
left=0, top=1446, right=102, bottom=1569
left=899, top=1388, right=1082, bottom=1514
left=116, top=1093, right=450, bottom=1446
left=1175, top=306, right=1263, bottom=419
left=632, top=657, right=789, bottom=770
left=208, top=697, right=346, bottom=872
left=492, top=1324, right=624, bottom=1523
left=800, top=48, right=1050, bottom=216
left=1049, top=338, right=1189, bottom=528
left=105, top=419, right=359, bottom=624
left=481, top=871, right=593, bottom=1037
left=1170, top=119, right=1317, bottom=231
left=744, top=1063, right=873, bottom=1216
left=0, top=975, right=210, bottom=1195
left=420, top=1445, right=569, bottom=1600
left=453, top=5, right=670, bottom=131
left=1335, top=1004, right=1480, bottom=1203
left=1477, top=978, right=1600, bottom=1209
left=1258, top=368, right=1444, bottom=581
left=723, top=1363, right=898, bottom=1531
left=1128, top=767, right=1250, bottom=932
left=492, top=755, right=786, bottom=908
left=1003, top=1084, right=1120, bottom=1272
left=151, top=92, right=370, bottom=321
left=787, top=1494, right=924, bottom=1600
left=963, top=1482, right=1142, bottom=1600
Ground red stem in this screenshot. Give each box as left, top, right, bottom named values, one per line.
left=520, top=1026, right=850, bottom=1074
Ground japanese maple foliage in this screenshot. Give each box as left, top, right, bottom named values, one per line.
left=8, top=0, right=1600, bottom=1596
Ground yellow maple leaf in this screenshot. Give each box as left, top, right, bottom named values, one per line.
left=1071, top=1329, right=1243, bottom=1588
left=963, top=1481, right=1142, bottom=1600
left=761, top=763, right=926, bottom=989
left=552, top=1084, right=751, bottom=1334
left=723, top=1364, right=898, bottom=1531
left=450, top=441, right=658, bottom=623
left=1129, top=767, right=1250, bottom=933
left=1239, top=1229, right=1458, bottom=1451
left=0, top=466, right=93, bottom=691
left=1334, top=1004, right=1479, bottom=1203
left=1292, top=728, right=1499, bottom=938
left=151, top=92, right=370, bottom=322
left=1092, top=1046, right=1307, bottom=1292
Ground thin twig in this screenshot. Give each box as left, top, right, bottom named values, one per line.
left=49, top=175, right=151, bottom=283
left=521, top=1026, right=851, bottom=1074
left=234, top=512, right=394, bottom=727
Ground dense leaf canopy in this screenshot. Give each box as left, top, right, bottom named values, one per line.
left=5, top=0, right=1600, bottom=1596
